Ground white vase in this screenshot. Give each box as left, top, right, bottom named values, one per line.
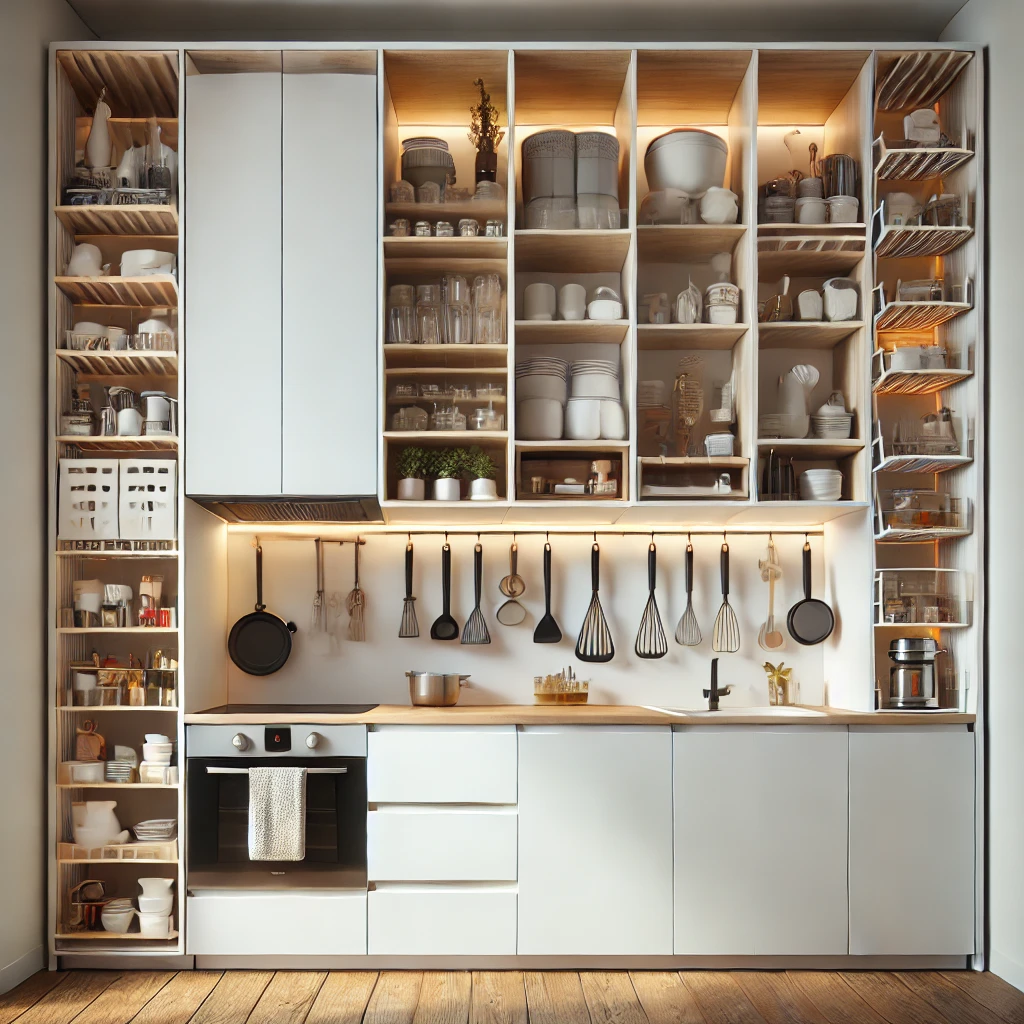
left=469, top=478, right=498, bottom=501
left=396, top=478, right=425, bottom=501
left=85, top=94, right=112, bottom=169
left=433, top=478, right=461, bottom=501
left=72, top=800, right=128, bottom=847
left=138, top=877, right=175, bottom=897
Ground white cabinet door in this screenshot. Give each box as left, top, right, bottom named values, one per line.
left=517, top=726, right=673, bottom=955
left=849, top=726, right=975, bottom=955
left=282, top=73, right=378, bottom=496
left=673, top=726, right=848, bottom=955
left=185, top=72, right=282, bottom=496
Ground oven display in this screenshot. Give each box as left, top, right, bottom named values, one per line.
left=264, top=727, right=291, bottom=752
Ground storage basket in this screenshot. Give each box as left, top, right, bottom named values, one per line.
left=58, top=459, right=119, bottom=540
left=119, top=459, right=176, bottom=540
left=811, top=413, right=854, bottom=439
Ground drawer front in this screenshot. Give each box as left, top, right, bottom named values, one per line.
left=368, top=808, right=517, bottom=881
left=368, top=888, right=516, bottom=955
left=368, top=726, right=517, bottom=804
left=186, top=891, right=366, bottom=955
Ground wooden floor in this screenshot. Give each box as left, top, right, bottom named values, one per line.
left=3, top=969, right=1024, bottom=1024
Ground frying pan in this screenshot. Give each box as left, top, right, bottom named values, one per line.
left=228, top=544, right=297, bottom=675
left=787, top=541, right=834, bottom=646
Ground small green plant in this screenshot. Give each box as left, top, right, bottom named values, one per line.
left=429, top=447, right=466, bottom=480
left=465, top=445, right=496, bottom=480
left=396, top=446, right=430, bottom=480
left=468, top=78, right=504, bottom=154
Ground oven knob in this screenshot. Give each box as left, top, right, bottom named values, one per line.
left=231, top=733, right=250, bottom=751
left=305, top=732, right=321, bottom=749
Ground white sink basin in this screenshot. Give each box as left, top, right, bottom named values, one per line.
left=643, top=705, right=827, bottom=718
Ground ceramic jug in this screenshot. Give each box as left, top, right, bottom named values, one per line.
left=72, top=800, right=129, bottom=846
left=777, top=364, right=820, bottom=438
left=85, top=89, right=112, bottom=169
left=67, top=243, right=104, bottom=278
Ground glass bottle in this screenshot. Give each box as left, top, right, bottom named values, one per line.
left=416, top=284, right=443, bottom=345
left=387, top=284, right=417, bottom=344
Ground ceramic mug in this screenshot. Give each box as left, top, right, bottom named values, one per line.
left=117, top=408, right=143, bottom=437
left=524, top=282, right=556, bottom=321
left=558, top=283, right=587, bottom=321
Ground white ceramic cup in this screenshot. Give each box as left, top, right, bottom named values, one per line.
left=138, top=877, right=175, bottom=898
left=524, top=282, right=556, bottom=321
left=558, top=283, right=587, bottom=321
left=564, top=398, right=602, bottom=440
left=117, top=408, right=143, bottom=437
left=137, top=911, right=171, bottom=938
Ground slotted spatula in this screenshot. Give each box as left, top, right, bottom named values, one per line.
left=461, top=542, right=491, bottom=645
left=675, top=540, right=701, bottom=646
left=399, top=540, right=419, bottom=638
left=712, top=541, right=740, bottom=653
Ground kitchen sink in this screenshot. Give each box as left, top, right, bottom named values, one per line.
left=642, top=705, right=827, bottom=717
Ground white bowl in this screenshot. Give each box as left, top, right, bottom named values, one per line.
left=571, top=372, right=619, bottom=400
left=645, top=130, right=728, bottom=195
left=800, top=470, right=843, bottom=501
left=564, top=398, right=602, bottom=440
left=137, top=911, right=171, bottom=938
left=599, top=400, right=627, bottom=440
left=144, top=734, right=170, bottom=743
left=516, top=398, right=564, bottom=440
left=138, top=877, right=174, bottom=897
left=137, top=895, right=174, bottom=915
left=587, top=299, right=623, bottom=320
left=101, top=908, right=134, bottom=934
left=516, top=374, right=567, bottom=404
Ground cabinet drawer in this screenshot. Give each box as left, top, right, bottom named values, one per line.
left=186, top=891, right=366, bottom=956
left=368, top=808, right=517, bottom=881
left=368, top=726, right=517, bottom=804
left=368, top=887, right=516, bottom=955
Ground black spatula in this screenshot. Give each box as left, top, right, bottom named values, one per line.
left=429, top=542, right=459, bottom=641
left=533, top=541, right=562, bottom=644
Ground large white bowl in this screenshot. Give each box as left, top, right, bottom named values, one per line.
left=517, top=398, right=564, bottom=440
left=645, top=129, right=728, bottom=196
left=137, top=895, right=174, bottom=915
left=599, top=400, right=627, bottom=440
left=516, top=374, right=567, bottom=404
left=101, top=908, right=134, bottom=934
left=565, top=398, right=602, bottom=440
left=571, top=372, right=620, bottom=400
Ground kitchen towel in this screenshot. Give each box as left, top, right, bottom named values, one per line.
left=248, top=766, right=307, bottom=861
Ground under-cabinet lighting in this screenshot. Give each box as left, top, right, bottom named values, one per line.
left=222, top=523, right=827, bottom=538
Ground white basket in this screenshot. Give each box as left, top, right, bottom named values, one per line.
left=58, top=459, right=119, bottom=540
left=119, top=459, right=177, bottom=541
left=811, top=413, right=854, bottom=439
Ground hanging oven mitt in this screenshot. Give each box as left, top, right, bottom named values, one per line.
left=76, top=720, right=106, bottom=761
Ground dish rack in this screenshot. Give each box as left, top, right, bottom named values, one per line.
left=58, top=840, right=178, bottom=862
left=872, top=134, right=974, bottom=181
left=872, top=201, right=973, bottom=259
left=871, top=344, right=972, bottom=396
left=874, top=488, right=972, bottom=543
left=873, top=281, right=972, bottom=332
left=872, top=412, right=973, bottom=474
left=874, top=568, right=972, bottom=628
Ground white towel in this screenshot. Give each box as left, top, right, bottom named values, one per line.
left=248, top=766, right=307, bottom=861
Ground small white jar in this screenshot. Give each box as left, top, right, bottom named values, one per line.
left=796, top=196, right=827, bottom=224
left=826, top=195, right=860, bottom=224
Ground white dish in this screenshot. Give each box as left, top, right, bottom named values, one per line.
left=516, top=397, right=564, bottom=440
left=587, top=299, right=624, bottom=320
left=570, top=373, right=620, bottom=400
left=645, top=129, right=728, bottom=195
left=137, top=895, right=174, bottom=914
left=101, top=909, right=134, bottom=934
left=516, top=374, right=567, bottom=404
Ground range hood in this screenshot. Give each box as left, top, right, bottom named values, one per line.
left=191, top=496, right=383, bottom=524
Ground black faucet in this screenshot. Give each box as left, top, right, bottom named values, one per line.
left=703, top=657, right=733, bottom=711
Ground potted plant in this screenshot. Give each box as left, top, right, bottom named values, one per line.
left=395, top=446, right=429, bottom=501
left=465, top=446, right=498, bottom=501
left=430, top=447, right=465, bottom=501
left=468, top=78, right=504, bottom=184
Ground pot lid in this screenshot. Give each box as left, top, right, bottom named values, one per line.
left=889, top=637, right=941, bottom=655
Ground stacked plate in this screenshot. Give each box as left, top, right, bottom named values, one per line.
left=401, top=137, right=455, bottom=190
left=516, top=358, right=569, bottom=404
left=799, top=469, right=844, bottom=501
left=133, top=819, right=177, bottom=842
left=104, top=761, right=134, bottom=784
left=638, top=380, right=667, bottom=408
left=570, top=359, right=620, bottom=399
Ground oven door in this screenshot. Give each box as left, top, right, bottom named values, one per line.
left=187, top=756, right=367, bottom=891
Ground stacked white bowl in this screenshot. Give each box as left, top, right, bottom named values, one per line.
left=137, top=877, right=175, bottom=937
left=799, top=469, right=844, bottom=501
left=567, top=359, right=626, bottom=441
left=400, top=136, right=456, bottom=191
left=516, top=358, right=568, bottom=440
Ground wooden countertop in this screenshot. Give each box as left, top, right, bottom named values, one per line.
left=184, top=704, right=975, bottom=726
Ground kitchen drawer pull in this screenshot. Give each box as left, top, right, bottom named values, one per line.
left=205, top=766, right=348, bottom=774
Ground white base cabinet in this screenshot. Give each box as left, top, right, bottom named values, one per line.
left=849, top=726, right=975, bottom=955
left=673, top=726, right=849, bottom=955
left=517, top=726, right=673, bottom=955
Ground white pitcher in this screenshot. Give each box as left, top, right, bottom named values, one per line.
left=776, top=364, right=820, bottom=438
left=85, top=88, right=112, bottom=169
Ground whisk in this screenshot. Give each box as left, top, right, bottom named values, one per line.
left=712, top=541, right=741, bottom=653
left=576, top=542, right=614, bottom=663
left=675, top=539, right=702, bottom=646
left=346, top=540, right=365, bottom=642
left=635, top=541, right=668, bottom=659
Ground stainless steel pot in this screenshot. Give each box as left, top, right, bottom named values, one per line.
left=888, top=637, right=944, bottom=708
left=407, top=671, right=471, bottom=707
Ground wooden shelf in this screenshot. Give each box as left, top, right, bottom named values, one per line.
left=57, top=350, right=177, bottom=377
left=758, top=321, right=864, bottom=349
left=58, top=705, right=177, bottom=711
left=757, top=49, right=870, bottom=124
left=57, top=49, right=178, bottom=117
left=385, top=199, right=506, bottom=223
left=875, top=300, right=971, bottom=332
left=58, top=627, right=178, bottom=634
left=637, top=324, right=747, bottom=351
left=54, top=931, right=178, bottom=942
left=56, top=548, right=177, bottom=558
left=387, top=394, right=505, bottom=406
left=56, top=276, right=178, bottom=307
left=56, top=783, right=178, bottom=790
left=384, top=365, right=506, bottom=378
left=874, top=453, right=972, bottom=474
left=874, top=224, right=974, bottom=259
left=384, top=256, right=507, bottom=278
left=382, top=344, right=507, bottom=370
left=514, top=50, right=631, bottom=124
left=57, top=859, right=177, bottom=865
left=636, top=224, right=746, bottom=262
left=515, top=320, right=630, bottom=345
left=55, top=205, right=178, bottom=237
left=384, top=430, right=507, bottom=443
left=383, top=236, right=507, bottom=260
left=874, top=139, right=974, bottom=182
left=873, top=367, right=973, bottom=396
left=515, top=440, right=630, bottom=450
left=758, top=238, right=866, bottom=276
left=57, top=436, right=177, bottom=452
left=757, top=438, right=865, bottom=459
left=514, top=230, right=631, bottom=274
left=384, top=49, right=508, bottom=124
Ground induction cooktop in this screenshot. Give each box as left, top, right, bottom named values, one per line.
left=196, top=703, right=378, bottom=715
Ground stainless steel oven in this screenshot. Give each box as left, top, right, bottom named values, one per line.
left=186, top=723, right=367, bottom=891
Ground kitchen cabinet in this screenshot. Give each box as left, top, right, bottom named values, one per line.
left=673, top=726, right=849, bottom=955
left=186, top=70, right=378, bottom=497
left=849, top=726, right=975, bottom=955
left=517, top=726, right=673, bottom=955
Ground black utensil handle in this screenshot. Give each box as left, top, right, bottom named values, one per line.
left=591, top=543, right=600, bottom=592
left=441, top=544, right=451, bottom=614
left=405, top=543, right=414, bottom=599
left=803, top=541, right=812, bottom=599
left=255, top=544, right=265, bottom=611
left=474, top=543, right=483, bottom=604
left=686, top=543, right=694, bottom=596
left=648, top=543, right=657, bottom=592
left=720, top=543, right=729, bottom=598
left=543, top=542, right=553, bottom=613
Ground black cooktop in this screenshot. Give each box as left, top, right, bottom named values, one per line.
left=197, top=703, right=378, bottom=715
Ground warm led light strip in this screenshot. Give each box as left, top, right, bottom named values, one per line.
left=224, top=523, right=826, bottom=539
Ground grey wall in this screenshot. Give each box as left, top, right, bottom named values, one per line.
left=942, top=0, right=1024, bottom=994
left=0, top=0, right=92, bottom=994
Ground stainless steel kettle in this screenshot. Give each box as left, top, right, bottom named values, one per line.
left=888, top=637, right=944, bottom=708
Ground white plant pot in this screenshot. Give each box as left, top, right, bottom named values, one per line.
left=433, top=478, right=461, bottom=502
left=469, top=478, right=498, bottom=501
left=396, top=478, right=425, bottom=501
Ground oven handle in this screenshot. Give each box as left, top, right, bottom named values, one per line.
left=205, top=767, right=348, bottom=774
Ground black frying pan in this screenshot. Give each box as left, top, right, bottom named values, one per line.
left=787, top=541, right=834, bottom=646
left=228, top=544, right=297, bottom=675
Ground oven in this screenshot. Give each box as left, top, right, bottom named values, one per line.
left=186, top=723, right=367, bottom=891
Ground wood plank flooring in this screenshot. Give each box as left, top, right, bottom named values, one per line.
left=3, top=971, right=1023, bottom=1024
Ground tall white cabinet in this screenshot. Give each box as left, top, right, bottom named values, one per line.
left=186, top=66, right=378, bottom=497
left=517, top=726, right=673, bottom=955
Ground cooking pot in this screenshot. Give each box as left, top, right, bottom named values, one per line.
left=888, top=637, right=944, bottom=708
left=407, top=671, right=471, bottom=707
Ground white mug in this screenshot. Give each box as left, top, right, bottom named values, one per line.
left=558, top=283, right=586, bottom=321
left=66, top=243, right=103, bottom=278
left=524, top=282, right=556, bottom=321
left=117, top=408, right=143, bottom=437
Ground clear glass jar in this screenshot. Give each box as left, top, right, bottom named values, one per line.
left=443, top=274, right=473, bottom=345
left=472, top=274, right=503, bottom=345
left=387, top=284, right=417, bottom=344
left=416, top=284, right=443, bottom=345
